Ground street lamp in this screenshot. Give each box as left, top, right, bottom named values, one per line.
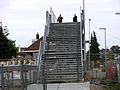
left=99, top=28, right=107, bottom=74
left=115, top=12, right=120, bottom=82
left=88, top=19, right=91, bottom=70
left=115, top=12, right=120, bottom=15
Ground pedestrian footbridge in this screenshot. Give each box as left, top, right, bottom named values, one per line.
left=37, top=9, right=86, bottom=89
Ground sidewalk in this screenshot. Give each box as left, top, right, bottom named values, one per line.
left=27, top=82, right=90, bottom=90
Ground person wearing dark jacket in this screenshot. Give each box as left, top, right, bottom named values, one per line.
left=57, top=14, right=63, bottom=23
left=73, top=14, right=77, bottom=22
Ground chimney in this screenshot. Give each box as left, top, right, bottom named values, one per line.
left=36, top=32, right=39, bottom=39
left=32, top=33, right=39, bottom=43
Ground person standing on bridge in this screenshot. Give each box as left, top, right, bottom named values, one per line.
left=57, top=14, right=63, bottom=23
left=73, top=14, right=77, bottom=22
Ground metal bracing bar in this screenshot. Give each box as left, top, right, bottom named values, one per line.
left=80, top=9, right=84, bottom=81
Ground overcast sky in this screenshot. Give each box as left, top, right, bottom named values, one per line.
left=0, top=0, right=120, bottom=50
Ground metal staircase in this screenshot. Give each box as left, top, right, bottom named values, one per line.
left=46, top=22, right=83, bottom=82
left=37, top=10, right=85, bottom=83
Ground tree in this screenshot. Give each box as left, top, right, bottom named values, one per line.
left=0, top=25, right=18, bottom=59
left=90, top=31, right=100, bottom=62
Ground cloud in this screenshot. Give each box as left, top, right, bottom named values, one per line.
left=1, top=0, right=120, bottom=48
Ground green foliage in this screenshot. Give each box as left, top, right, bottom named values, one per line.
left=0, top=26, right=18, bottom=59
left=112, top=70, right=118, bottom=81
left=89, top=31, right=100, bottom=62
left=100, top=81, right=120, bottom=90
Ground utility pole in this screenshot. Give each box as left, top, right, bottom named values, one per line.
left=80, top=0, right=86, bottom=80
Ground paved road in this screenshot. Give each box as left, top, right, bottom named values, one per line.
left=27, top=82, right=90, bottom=90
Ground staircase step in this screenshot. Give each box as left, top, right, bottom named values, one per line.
left=42, top=22, right=83, bottom=81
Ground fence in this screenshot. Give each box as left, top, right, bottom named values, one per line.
left=0, top=64, right=37, bottom=90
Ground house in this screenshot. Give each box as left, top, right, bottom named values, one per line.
left=20, top=33, right=43, bottom=61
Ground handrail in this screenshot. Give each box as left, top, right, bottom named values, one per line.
left=37, top=9, right=57, bottom=82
